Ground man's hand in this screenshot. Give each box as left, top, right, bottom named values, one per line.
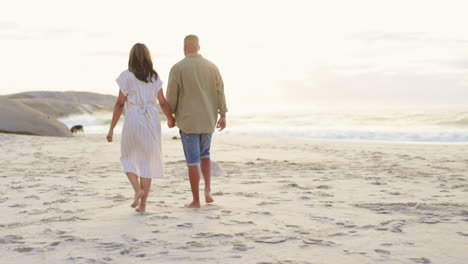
left=216, top=115, right=226, bottom=131
left=167, top=116, right=176, bottom=128
left=106, top=129, right=113, bottom=142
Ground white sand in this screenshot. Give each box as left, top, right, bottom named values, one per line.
left=0, top=134, right=467, bottom=263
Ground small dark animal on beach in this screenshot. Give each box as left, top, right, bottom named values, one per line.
left=70, top=125, right=84, bottom=135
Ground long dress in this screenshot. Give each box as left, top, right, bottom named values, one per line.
left=116, top=70, right=164, bottom=179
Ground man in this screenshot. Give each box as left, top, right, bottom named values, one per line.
left=167, top=35, right=228, bottom=208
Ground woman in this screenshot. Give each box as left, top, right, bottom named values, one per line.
left=107, top=43, right=175, bottom=213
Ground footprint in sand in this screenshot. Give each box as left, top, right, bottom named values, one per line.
left=120, top=248, right=132, bottom=255
left=14, top=247, right=34, bottom=252
left=343, top=225, right=357, bottom=228
left=67, top=257, right=97, bottom=262
left=418, top=218, right=440, bottom=224
left=409, top=257, right=431, bottom=263
left=284, top=183, right=310, bottom=190
left=313, top=191, right=334, bottom=197
left=8, top=203, right=28, bottom=208
left=186, top=241, right=210, bottom=248
left=329, top=232, right=347, bottom=237
left=303, top=239, right=335, bottom=246
left=375, top=249, right=391, bottom=255
left=257, top=201, right=279, bottom=206
left=344, top=250, right=367, bottom=255
left=241, top=180, right=264, bottom=184
left=177, top=223, right=193, bottom=228
left=295, top=230, right=311, bottom=235
left=228, top=220, right=255, bottom=225
left=192, top=233, right=233, bottom=239
left=310, top=216, right=335, bottom=223
left=43, top=216, right=89, bottom=223
left=234, top=192, right=259, bottom=198
left=151, top=215, right=177, bottom=220
left=254, top=236, right=289, bottom=244
left=59, top=235, right=86, bottom=242
left=232, top=242, right=252, bottom=251
left=24, top=195, right=40, bottom=200
left=99, top=242, right=126, bottom=251
left=248, top=211, right=272, bottom=216
left=42, top=199, right=70, bottom=205
left=320, top=201, right=333, bottom=208
left=42, top=228, right=66, bottom=235
left=0, top=235, right=24, bottom=244
left=110, top=194, right=127, bottom=202
left=122, top=234, right=138, bottom=242
left=376, top=227, right=388, bottom=231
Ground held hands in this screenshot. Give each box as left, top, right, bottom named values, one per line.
left=106, top=129, right=113, bottom=142
left=167, top=116, right=176, bottom=128
left=217, top=116, right=226, bottom=131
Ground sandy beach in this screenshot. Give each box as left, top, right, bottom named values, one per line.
left=0, top=133, right=467, bottom=264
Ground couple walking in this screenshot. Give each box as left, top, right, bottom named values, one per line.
left=106, top=35, right=228, bottom=212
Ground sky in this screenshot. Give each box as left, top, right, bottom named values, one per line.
left=1, top=0, right=468, bottom=112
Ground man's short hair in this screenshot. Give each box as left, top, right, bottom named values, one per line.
left=184, top=35, right=199, bottom=49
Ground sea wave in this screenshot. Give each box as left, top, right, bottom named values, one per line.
left=220, top=126, right=468, bottom=142
left=57, top=107, right=468, bottom=142
left=437, top=116, right=468, bottom=127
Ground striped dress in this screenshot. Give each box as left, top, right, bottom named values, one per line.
left=116, top=70, right=164, bottom=179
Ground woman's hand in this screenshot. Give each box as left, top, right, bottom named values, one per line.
left=167, top=116, right=176, bottom=128
left=107, top=90, right=126, bottom=143
left=106, top=129, right=113, bottom=142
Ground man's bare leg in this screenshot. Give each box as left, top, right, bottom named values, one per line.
left=185, top=165, right=201, bottom=208
left=136, top=178, right=151, bottom=213
left=201, top=158, right=213, bottom=203
left=126, top=172, right=144, bottom=208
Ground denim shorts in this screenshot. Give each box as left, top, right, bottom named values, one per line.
left=179, top=130, right=212, bottom=166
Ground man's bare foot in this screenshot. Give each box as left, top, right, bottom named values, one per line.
left=205, top=192, right=214, bottom=204
left=131, top=190, right=144, bottom=208
left=184, top=201, right=201, bottom=208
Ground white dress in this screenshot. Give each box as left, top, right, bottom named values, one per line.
left=116, top=70, right=164, bottom=179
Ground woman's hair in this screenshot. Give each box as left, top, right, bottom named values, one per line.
left=128, top=43, right=158, bottom=83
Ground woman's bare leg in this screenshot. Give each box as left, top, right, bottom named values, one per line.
left=126, top=172, right=144, bottom=208
left=136, top=178, right=152, bottom=213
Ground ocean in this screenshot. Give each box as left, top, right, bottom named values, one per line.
left=59, top=105, right=468, bottom=143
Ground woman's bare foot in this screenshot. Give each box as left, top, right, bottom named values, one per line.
left=131, top=190, right=144, bottom=208
left=184, top=201, right=201, bottom=208
left=135, top=204, right=146, bottom=213
left=205, top=192, right=214, bottom=204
